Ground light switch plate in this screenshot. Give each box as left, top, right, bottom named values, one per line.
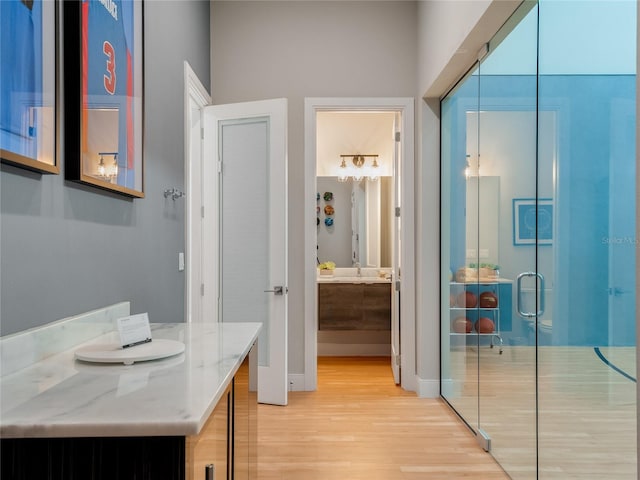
left=178, top=252, right=185, bottom=271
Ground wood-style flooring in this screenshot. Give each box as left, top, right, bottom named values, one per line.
left=257, top=356, right=508, bottom=480
left=445, top=345, right=637, bottom=479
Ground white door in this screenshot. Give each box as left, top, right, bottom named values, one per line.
left=203, top=98, right=288, bottom=406
left=390, top=112, right=401, bottom=384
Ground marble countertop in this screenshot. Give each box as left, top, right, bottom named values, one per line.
left=317, top=267, right=392, bottom=284
left=317, top=276, right=391, bottom=284
left=0, top=322, right=260, bottom=439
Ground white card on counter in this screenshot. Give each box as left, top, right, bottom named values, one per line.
left=117, top=313, right=152, bottom=348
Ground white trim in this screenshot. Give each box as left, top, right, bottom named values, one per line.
left=184, top=61, right=211, bottom=324
left=416, top=377, right=440, bottom=398
left=304, top=97, right=416, bottom=392
left=288, top=374, right=306, bottom=392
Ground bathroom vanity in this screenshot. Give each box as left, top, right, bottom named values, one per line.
left=317, top=267, right=392, bottom=331
left=0, top=306, right=259, bottom=480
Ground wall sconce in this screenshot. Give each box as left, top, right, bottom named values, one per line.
left=338, top=154, right=380, bottom=182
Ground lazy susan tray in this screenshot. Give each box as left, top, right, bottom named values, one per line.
left=75, top=339, right=185, bottom=365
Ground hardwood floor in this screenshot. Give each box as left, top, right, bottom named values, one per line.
left=257, top=356, right=508, bottom=479
left=444, top=345, right=637, bottom=479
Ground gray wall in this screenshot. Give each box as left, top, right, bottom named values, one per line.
left=211, top=0, right=418, bottom=375
left=0, top=1, right=210, bottom=336
left=316, top=177, right=352, bottom=268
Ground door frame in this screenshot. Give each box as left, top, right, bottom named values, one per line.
left=184, top=61, right=211, bottom=323
left=303, top=97, right=416, bottom=392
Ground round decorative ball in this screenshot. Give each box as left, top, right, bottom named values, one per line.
left=479, top=291, right=498, bottom=308
left=452, top=316, right=473, bottom=333
left=475, top=317, right=495, bottom=333
left=457, top=290, right=477, bottom=308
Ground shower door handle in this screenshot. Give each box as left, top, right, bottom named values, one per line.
left=517, top=272, right=545, bottom=318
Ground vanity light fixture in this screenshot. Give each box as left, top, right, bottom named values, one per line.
left=97, top=154, right=106, bottom=177
left=464, top=154, right=480, bottom=178
left=338, top=157, right=349, bottom=182
left=110, top=153, right=118, bottom=179
left=97, top=152, right=119, bottom=181
left=338, top=154, right=380, bottom=182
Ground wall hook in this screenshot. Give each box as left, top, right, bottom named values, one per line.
left=163, top=188, right=186, bottom=201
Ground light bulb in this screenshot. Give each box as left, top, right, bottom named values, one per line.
left=98, top=156, right=106, bottom=176
left=111, top=155, right=119, bottom=177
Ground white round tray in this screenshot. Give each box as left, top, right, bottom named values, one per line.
left=74, top=339, right=185, bottom=365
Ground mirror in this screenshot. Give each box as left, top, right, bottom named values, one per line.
left=317, top=176, right=392, bottom=268
left=465, top=176, right=500, bottom=267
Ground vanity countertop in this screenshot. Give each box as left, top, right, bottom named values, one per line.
left=0, top=322, right=260, bottom=439
left=317, top=276, right=391, bottom=284
left=317, top=267, right=392, bottom=284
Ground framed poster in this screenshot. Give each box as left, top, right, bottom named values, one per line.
left=64, top=0, right=144, bottom=197
left=0, top=0, right=59, bottom=174
left=513, top=198, right=553, bottom=245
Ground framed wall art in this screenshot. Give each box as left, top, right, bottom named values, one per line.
left=513, top=198, right=553, bottom=246
left=63, top=0, right=144, bottom=197
left=0, top=0, right=59, bottom=174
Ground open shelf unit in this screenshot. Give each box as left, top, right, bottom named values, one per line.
left=449, top=281, right=503, bottom=354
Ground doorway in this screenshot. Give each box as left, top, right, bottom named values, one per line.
left=304, top=98, right=415, bottom=392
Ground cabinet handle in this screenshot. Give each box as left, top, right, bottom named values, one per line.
left=516, top=272, right=545, bottom=318
left=205, top=464, right=214, bottom=480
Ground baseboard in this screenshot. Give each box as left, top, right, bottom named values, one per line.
left=288, top=374, right=306, bottom=392
left=416, top=377, right=440, bottom=398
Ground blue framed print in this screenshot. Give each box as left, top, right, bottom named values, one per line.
left=1, top=0, right=59, bottom=174
left=64, top=0, right=144, bottom=198
left=513, top=198, right=553, bottom=245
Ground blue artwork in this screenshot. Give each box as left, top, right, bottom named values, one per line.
left=513, top=198, right=553, bottom=245
left=1, top=0, right=57, bottom=171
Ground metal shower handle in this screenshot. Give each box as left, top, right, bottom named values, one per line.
left=516, top=272, right=545, bottom=318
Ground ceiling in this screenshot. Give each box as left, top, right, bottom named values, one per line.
left=316, top=111, right=396, bottom=177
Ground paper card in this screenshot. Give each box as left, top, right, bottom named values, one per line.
left=117, top=313, right=152, bottom=348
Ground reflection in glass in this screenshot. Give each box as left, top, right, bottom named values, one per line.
left=440, top=1, right=636, bottom=478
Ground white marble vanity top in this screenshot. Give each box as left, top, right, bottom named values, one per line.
left=0, top=322, right=260, bottom=439
left=317, top=267, right=392, bottom=284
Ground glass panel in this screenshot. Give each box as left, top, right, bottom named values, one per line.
left=220, top=118, right=270, bottom=366
left=440, top=64, right=480, bottom=431
left=537, top=0, right=636, bottom=477
left=476, top=4, right=539, bottom=478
